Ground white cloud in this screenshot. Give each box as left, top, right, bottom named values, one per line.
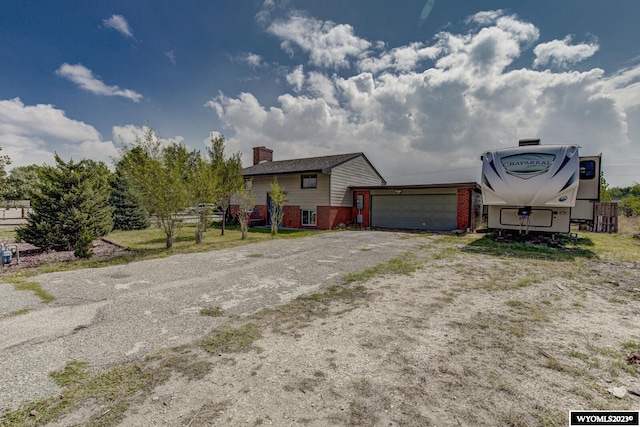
left=207, top=11, right=638, bottom=187
left=358, top=43, right=440, bottom=74
left=112, top=124, right=185, bottom=149
left=165, top=50, right=176, bottom=65
left=103, top=14, right=134, bottom=38
left=238, top=52, right=264, bottom=68
left=533, top=36, right=599, bottom=69
left=267, top=14, right=371, bottom=69
left=56, top=63, right=143, bottom=102
left=0, top=98, right=117, bottom=168
left=307, top=72, right=338, bottom=105
left=286, top=65, right=305, bottom=91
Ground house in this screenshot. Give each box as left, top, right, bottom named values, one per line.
left=232, top=147, right=386, bottom=229
left=231, top=146, right=483, bottom=232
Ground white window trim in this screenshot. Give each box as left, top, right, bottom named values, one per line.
left=301, top=209, right=317, bottom=226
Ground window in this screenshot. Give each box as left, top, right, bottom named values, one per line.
left=580, top=160, right=596, bottom=180
left=301, top=209, right=317, bottom=226
left=301, top=174, right=317, bottom=188
left=244, top=179, right=253, bottom=190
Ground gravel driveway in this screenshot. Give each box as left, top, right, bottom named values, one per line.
left=0, top=231, right=422, bottom=412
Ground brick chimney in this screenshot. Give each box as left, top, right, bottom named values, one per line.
left=253, top=146, right=273, bottom=165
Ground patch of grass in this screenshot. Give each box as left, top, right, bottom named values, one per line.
left=344, top=252, right=420, bottom=283
left=610, top=360, right=638, bottom=376
left=584, top=230, right=640, bottom=262
left=537, top=411, right=568, bottom=427
left=465, top=234, right=597, bottom=261
left=246, top=253, right=263, bottom=258
left=505, top=300, right=525, bottom=308
left=8, top=278, right=55, bottom=303
left=432, top=246, right=459, bottom=260
left=251, top=284, right=368, bottom=334
left=201, top=323, right=261, bottom=354
left=7, top=307, right=32, bottom=317
left=49, top=360, right=90, bottom=387
left=160, top=354, right=213, bottom=380
left=622, top=341, right=640, bottom=351
left=567, top=350, right=590, bottom=361
left=107, top=224, right=319, bottom=252
left=1, top=361, right=167, bottom=426
left=200, top=306, right=224, bottom=317
left=516, top=278, right=538, bottom=288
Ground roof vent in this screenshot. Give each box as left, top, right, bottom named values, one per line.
left=518, top=138, right=541, bottom=146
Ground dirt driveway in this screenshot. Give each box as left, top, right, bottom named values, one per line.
left=2, top=231, right=640, bottom=426
left=0, top=231, right=423, bottom=413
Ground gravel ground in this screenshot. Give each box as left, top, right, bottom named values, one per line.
left=0, top=231, right=425, bottom=413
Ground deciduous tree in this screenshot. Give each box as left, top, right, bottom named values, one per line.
left=235, top=188, right=256, bottom=240
left=208, top=135, right=243, bottom=236
left=269, top=177, right=286, bottom=236
left=119, top=127, right=191, bottom=249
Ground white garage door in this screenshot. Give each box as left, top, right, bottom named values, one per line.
left=371, top=194, right=458, bottom=230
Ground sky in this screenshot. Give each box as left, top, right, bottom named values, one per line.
left=1, top=0, right=639, bottom=188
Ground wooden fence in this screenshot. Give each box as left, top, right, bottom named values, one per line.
left=593, top=202, right=618, bottom=233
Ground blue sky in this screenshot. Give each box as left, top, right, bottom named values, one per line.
left=1, top=0, right=639, bottom=187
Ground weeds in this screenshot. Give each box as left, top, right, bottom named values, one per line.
left=7, top=308, right=31, bottom=317
left=344, top=252, right=420, bottom=283
left=200, top=306, right=224, bottom=317
left=2, top=362, right=167, bottom=426
left=201, top=323, right=261, bottom=354
left=9, top=278, right=55, bottom=303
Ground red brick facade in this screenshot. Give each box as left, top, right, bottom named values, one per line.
left=456, top=188, right=472, bottom=230
left=232, top=185, right=480, bottom=231
left=317, top=206, right=352, bottom=230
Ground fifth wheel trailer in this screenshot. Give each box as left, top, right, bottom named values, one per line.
left=480, top=139, right=601, bottom=234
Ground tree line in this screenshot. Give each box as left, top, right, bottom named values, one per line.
left=0, top=129, right=287, bottom=258
left=600, top=174, right=640, bottom=217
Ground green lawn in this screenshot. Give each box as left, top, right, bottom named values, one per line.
left=105, top=222, right=320, bottom=253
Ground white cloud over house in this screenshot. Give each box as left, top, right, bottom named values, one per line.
left=208, top=11, right=639, bottom=185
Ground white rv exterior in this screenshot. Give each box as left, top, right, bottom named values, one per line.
left=481, top=140, right=601, bottom=233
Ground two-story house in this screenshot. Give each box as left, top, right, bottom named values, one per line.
left=235, top=146, right=386, bottom=230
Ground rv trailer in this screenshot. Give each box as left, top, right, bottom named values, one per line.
left=480, top=139, right=601, bottom=234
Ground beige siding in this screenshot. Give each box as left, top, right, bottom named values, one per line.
left=331, top=156, right=384, bottom=206
left=370, top=188, right=456, bottom=196
left=243, top=174, right=330, bottom=210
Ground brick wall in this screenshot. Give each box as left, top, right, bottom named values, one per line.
left=317, top=206, right=352, bottom=229
left=282, top=205, right=301, bottom=228
left=457, top=188, right=471, bottom=230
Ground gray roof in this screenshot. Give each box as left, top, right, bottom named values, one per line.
left=243, top=152, right=383, bottom=179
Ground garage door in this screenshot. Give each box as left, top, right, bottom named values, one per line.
left=371, top=194, right=458, bottom=230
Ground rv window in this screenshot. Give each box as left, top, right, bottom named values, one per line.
left=579, top=160, right=596, bottom=180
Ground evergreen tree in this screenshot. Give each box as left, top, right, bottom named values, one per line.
left=16, top=155, right=113, bottom=252
left=110, top=165, right=150, bottom=231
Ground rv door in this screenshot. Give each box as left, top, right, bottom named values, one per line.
left=577, top=155, right=601, bottom=201
left=571, top=154, right=601, bottom=223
